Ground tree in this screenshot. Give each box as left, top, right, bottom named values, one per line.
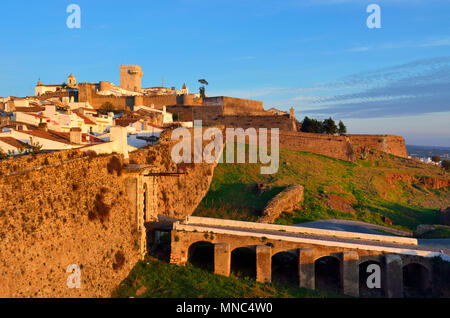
left=101, top=102, right=115, bottom=112
left=338, top=120, right=347, bottom=134
left=431, top=155, right=441, bottom=163
left=198, top=79, right=209, bottom=99
left=322, top=117, right=338, bottom=135
left=300, top=116, right=322, bottom=133
left=442, top=160, right=450, bottom=172
left=199, top=86, right=206, bottom=99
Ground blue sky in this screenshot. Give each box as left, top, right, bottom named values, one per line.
left=0, top=0, right=449, bottom=146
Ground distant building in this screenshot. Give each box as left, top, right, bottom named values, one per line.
left=35, top=74, right=78, bottom=96
left=177, top=83, right=189, bottom=95
left=0, top=125, right=104, bottom=152
left=142, top=86, right=176, bottom=96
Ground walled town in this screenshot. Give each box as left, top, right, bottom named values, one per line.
left=0, top=65, right=449, bottom=298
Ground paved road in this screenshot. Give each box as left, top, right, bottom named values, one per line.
left=295, top=219, right=411, bottom=236
left=295, top=219, right=450, bottom=250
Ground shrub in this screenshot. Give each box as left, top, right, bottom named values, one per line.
left=88, top=211, right=96, bottom=221
left=112, top=251, right=126, bottom=270
left=0, top=148, right=7, bottom=160
left=84, top=150, right=97, bottom=159
left=442, top=160, right=450, bottom=172
left=432, top=155, right=441, bottom=163
left=101, top=102, right=115, bottom=112
left=95, top=193, right=110, bottom=222
left=146, top=153, right=157, bottom=164
left=107, top=156, right=123, bottom=176
left=88, top=193, right=111, bottom=222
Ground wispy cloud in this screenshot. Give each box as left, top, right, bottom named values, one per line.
left=347, top=36, right=450, bottom=52
left=291, top=56, right=450, bottom=118
left=213, top=56, right=450, bottom=120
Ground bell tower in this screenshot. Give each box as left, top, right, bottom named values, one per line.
left=67, top=73, right=77, bottom=87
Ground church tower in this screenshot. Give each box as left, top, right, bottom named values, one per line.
left=67, top=73, right=77, bottom=87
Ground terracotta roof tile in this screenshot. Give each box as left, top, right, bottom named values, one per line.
left=74, top=111, right=97, bottom=125
left=0, top=137, right=29, bottom=149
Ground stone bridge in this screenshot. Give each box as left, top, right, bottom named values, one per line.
left=156, top=216, right=447, bottom=298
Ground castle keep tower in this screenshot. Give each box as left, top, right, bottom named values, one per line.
left=120, top=65, right=143, bottom=92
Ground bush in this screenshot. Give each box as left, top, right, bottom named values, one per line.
left=88, top=193, right=111, bottom=222
left=442, top=160, right=450, bottom=172
left=88, top=211, right=97, bottom=221
left=101, top=102, right=115, bottom=112
left=0, top=148, right=8, bottom=160
left=432, top=155, right=441, bottom=163
left=84, top=150, right=97, bottom=159
left=95, top=193, right=110, bottom=222
left=112, top=251, right=126, bottom=270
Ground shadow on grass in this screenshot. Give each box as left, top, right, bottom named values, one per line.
left=112, top=256, right=342, bottom=298
left=194, top=182, right=286, bottom=221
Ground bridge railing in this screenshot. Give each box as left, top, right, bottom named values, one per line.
left=182, top=216, right=419, bottom=246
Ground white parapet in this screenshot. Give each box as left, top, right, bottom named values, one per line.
left=110, top=126, right=129, bottom=159
left=184, top=216, right=419, bottom=246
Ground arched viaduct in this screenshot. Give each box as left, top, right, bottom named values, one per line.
left=161, top=217, right=445, bottom=298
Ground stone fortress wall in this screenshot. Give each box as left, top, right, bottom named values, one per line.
left=278, top=131, right=357, bottom=161
left=0, top=131, right=218, bottom=297
left=203, top=96, right=265, bottom=115
left=347, top=134, right=407, bottom=158
left=0, top=152, right=140, bottom=297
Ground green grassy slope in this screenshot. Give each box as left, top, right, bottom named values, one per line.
left=194, top=149, right=450, bottom=232
left=113, top=256, right=334, bottom=298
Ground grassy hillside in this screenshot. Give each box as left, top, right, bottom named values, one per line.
left=194, top=148, right=450, bottom=233
left=112, top=256, right=335, bottom=298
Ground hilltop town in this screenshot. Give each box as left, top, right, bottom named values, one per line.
left=0, top=65, right=449, bottom=299
left=0, top=64, right=407, bottom=160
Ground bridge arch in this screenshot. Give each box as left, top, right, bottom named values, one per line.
left=187, top=241, right=214, bottom=272
left=231, top=246, right=257, bottom=279
left=314, top=255, right=341, bottom=293
left=271, top=249, right=299, bottom=286
left=403, top=262, right=431, bottom=297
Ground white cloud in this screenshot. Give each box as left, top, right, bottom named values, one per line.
left=347, top=36, right=450, bottom=52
